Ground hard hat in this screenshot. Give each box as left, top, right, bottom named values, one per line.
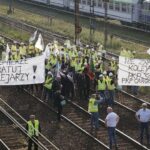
left=112, top=57, right=116, bottom=60
left=109, top=72, right=113, bottom=77
left=103, top=71, right=107, bottom=75
left=91, top=48, right=94, bottom=51
left=48, top=71, right=53, bottom=77
left=30, top=115, right=35, bottom=119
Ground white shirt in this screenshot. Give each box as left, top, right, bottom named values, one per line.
left=136, top=108, right=150, bottom=123
left=106, top=112, right=119, bottom=127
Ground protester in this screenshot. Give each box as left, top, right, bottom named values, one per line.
left=88, top=94, right=103, bottom=130
left=105, top=107, right=119, bottom=150
left=53, top=90, right=65, bottom=121
left=135, top=103, right=150, bottom=145
left=26, top=115, right=41, bottom=150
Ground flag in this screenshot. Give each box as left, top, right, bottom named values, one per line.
left=44, top=43, right=51, bottom=59
left=147, top=48, right=150, bottom=55
left=35, top=34, right=44, bottom=51
left=89, top=57, right=95, bottom=72
left=5, top=44, right=10, bottom=61
left=29, top=30, right=37, bottom=43
left=88, top=56, right=95, bottom=80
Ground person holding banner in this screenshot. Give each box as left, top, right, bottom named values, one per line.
left=41, top=71, right=53, bottom=103
left=11, top=41, right=17, bottom=57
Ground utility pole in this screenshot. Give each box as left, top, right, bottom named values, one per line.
left=89, top=0, right=95, bottom=47
left=103, top=0, right=109, bottom=50
left=74, top=0, right=82, bottom=45
left=8, top=0, right=13, bottom=14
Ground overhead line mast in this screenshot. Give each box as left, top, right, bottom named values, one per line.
left=89, top=0, right=95, bottom=47
left=75, top=0, right=82, bottom=45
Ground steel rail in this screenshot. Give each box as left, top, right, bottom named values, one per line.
left=0, top=98, right=60, bottom=150
left=24, top=89, right=148, bottom=150
left=66, top=100, right=147, bottom=150
left=0, top=106, right=48, bottom=150
left=23, top=89, right=110, bottom=150
left=0, top=139, right=10, bottom=150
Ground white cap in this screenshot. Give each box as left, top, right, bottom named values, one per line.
left=91, top=48, right=94, bottom=52
left=99, top=74, right=103, bottom=78
left=109, top=72, right=113, bottom=77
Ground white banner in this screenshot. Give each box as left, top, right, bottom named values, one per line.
left=0, top=55, right=45, bottom=85
left=118, top=56, right=150, bottom=86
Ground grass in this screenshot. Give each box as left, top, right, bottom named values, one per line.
left=0, top=22, right=30, bottom=41
left=0, top=0, right=149, bottom=58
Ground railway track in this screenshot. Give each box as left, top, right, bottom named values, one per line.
left=0, top=97, right=60, bottom=150
left=0, top=86, right=109, bottom=150
left=24, top=88, right=149, bottom=150
left=1, top=19, right=150, bottom=149
left=10, top=0, right=150, bottom=47
left=17, top=84, right=148, bottom=150
left=0, top=111, right=27, bottom=150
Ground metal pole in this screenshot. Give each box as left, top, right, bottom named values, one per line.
left=8, top=0, right=13, bottom=14
left=104, top=0, right=108, bottom=50
left=74, top=0, right=80, bottom=45
left=89, top=0, right=95, bottom=46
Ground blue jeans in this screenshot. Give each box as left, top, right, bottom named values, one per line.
left=108, top=127, right=117, bottom=148
left=91, top=112, right=99, bottom=129
left=140, top=122, right=149, bottom=144
left=99, top=90, right=106, bottom=102
left=131, top=86, right=139, bottom=95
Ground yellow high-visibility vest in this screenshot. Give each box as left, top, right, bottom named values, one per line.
left=27, top=120, right=39, bottom=137
left=88, top=98, right=98, bottom=112
left=107, top=79, right=115, bottom=90
left=98, top=80, right=106, bottom=91
left=19, top=46, right=26, bottom=56
left=44, top=77, right=53, bottom=90
left=11, top=45, right=17, bottom=53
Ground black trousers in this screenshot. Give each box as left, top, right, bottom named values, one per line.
left=28, top=136, right=38, bottom=150
left=57, top=105, right=63, bottom=121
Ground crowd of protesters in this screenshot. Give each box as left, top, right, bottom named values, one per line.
left=1, top=36, right=149, bottom=150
